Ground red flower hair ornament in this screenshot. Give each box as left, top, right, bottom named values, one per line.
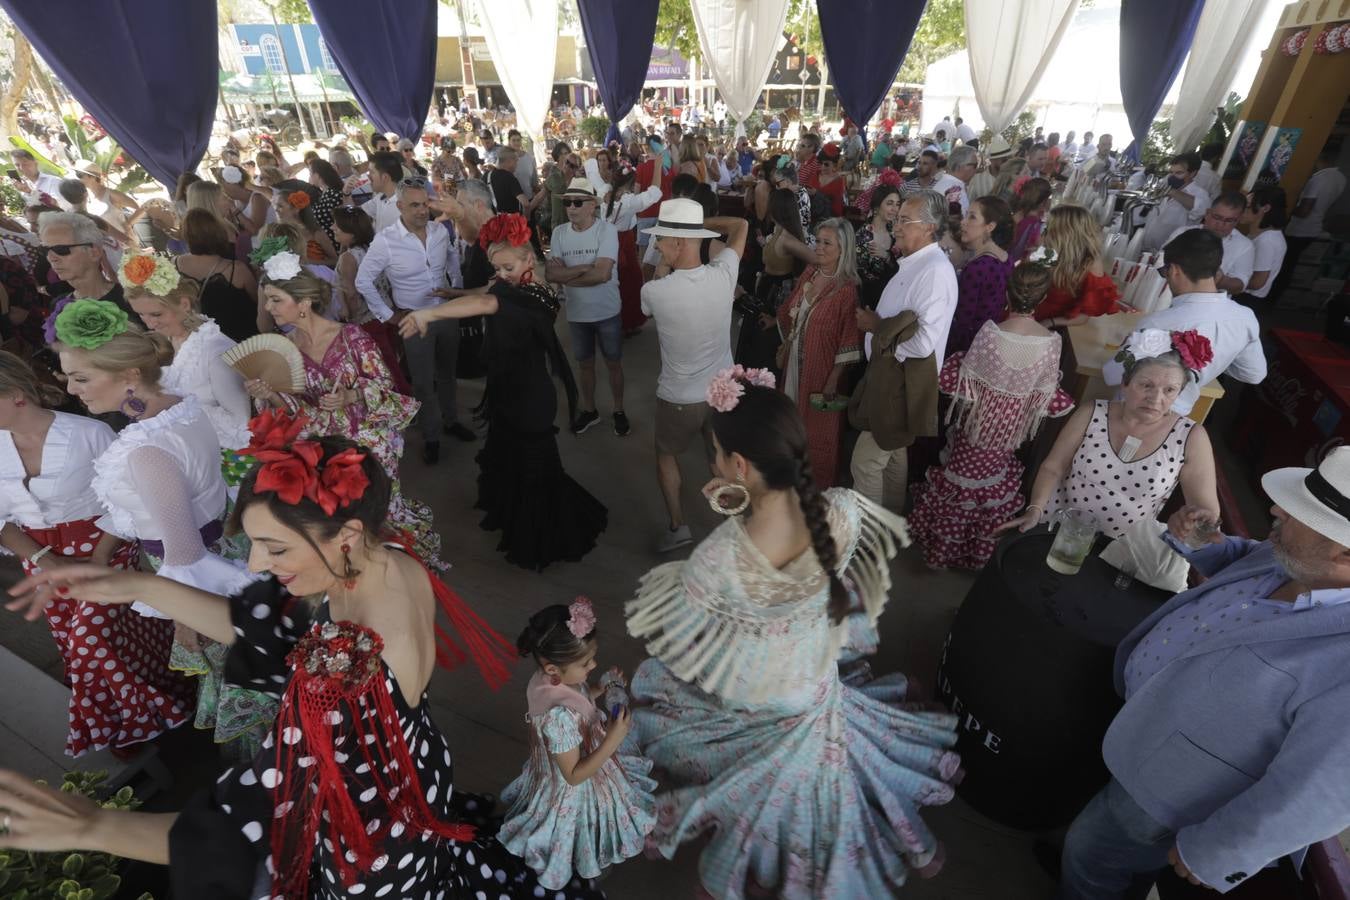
left=242, top=409, right=371, bottom=516
left=478, top=212, right=532, bottom=250
left=1170, top=329, right=1214, bottom=375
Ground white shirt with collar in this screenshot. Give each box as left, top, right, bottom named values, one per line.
left=1063, top=140, right=1080, bottom=160
left=1168, top=224, right=1255, bottom=293
left=1076, top=142, right=1097, bottom=165
left=363, top=191, right=401, bottom=234
left=0, top=412, right=114, bottom=529
left=1142, top=181, right=1211, bottom=252
left=867, top=241, right=959, bottom=370
left=1101, top=290, right=1267, bottom=415
left=354, top=218, right=461, bottom=323
left=1193, top=163, right=1220, bottom=200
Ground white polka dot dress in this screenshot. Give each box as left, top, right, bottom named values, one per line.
left=167, top=578, right=607, bottom=900
left=1046, top=400, right=1194, bottom=539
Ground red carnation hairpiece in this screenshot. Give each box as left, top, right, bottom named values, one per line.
left=478, top=212, right=532, bottom=250
left=241, top=409, right=370, bottom=516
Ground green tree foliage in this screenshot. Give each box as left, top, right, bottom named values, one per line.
left=269, top=0, right=313, bottom=23
left=897, top=0, right=966, bottom=84
left=655, top=0, right=701, bottom=62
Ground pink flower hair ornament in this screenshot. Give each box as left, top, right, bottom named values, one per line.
left=706, top=365, right=776, bottom=413
left=567, top=596, right=597, bottom=639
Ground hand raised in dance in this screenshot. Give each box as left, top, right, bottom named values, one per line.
left=6, top=564, right=151, bottom=622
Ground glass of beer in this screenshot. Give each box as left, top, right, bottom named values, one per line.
left=1046, top=508, right=1097, bottom=576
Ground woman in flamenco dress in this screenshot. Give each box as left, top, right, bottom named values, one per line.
left=401, top=213, right=607, bottom=571
left=1, top=413, right=607, bottom=900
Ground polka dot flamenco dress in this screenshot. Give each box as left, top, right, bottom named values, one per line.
left=168, top=576, right=607, bottom=900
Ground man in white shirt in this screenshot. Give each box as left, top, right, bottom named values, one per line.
left=967, top=135, right=1013, bottom=200
left=1077, top=132, right=1097, bottom=166
left=1168, top=191, right=1254, bottom=295
left=361, top=152, right=404, bottom=234
left=1241, top=184, right=1288, bottom=301
left=355, top=179, right=468, bottom=463
left=506, top=129, right=537, bottom=200
left=1193, top=143, right=1223, bottom=200
left=955, top=117, right=977, bottom=145
left=1062, top=130, right=1079, bottom=162
left=905, top=150, right=965, bottom=215
left=8, top=148, right=62, bottom=199
left=639, top=198, right=749, bottom=553
left=944, top=145, right=977, bottom=216
left=546, top=178, right=627, bottom=437
left=1081, top=133, right=1117, bottom=186
left=851, top=190, right=959, bottom=511
left=713, top=99, right=727, bottom=136
left=1025, top=143, right=1050, bottom=179
left=479, top=129, right=501, bottom=168
left=1102, top=228, right=1266, bottom=416
left=1142, top=152, right=1211, bottom=252
left=1277, top=146, right=1347, bottom=298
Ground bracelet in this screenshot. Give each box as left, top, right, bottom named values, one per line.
left=28, top=545, right=52, bottom=566
left=1025, top=504, right=1043, bottom=516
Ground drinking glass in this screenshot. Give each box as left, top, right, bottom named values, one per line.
left=1046, top=508, right=1097, bottom=576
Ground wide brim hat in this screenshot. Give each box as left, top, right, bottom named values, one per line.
left=69, top=159, right=101, bottom=179
left=560, top=177, right=599, bottom=200
left=986, top=135, right=1014, bottom=158
left=641, top=198, right=720, bottom=239
left=1261, top=446, right=1350, bottom=547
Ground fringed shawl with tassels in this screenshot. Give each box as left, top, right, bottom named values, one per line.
left=626, top=488, right=909, bottom=707
left=946, top=320, right=1069, bottom=453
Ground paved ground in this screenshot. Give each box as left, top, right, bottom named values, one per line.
left=2, top=286, right=1326, bottom=898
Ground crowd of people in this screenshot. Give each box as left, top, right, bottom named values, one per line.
left=0, top=93, right=1345, bottom=900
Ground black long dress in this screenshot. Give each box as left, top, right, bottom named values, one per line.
left=168, top=576, right=606, bottom=899
left=475, top=281, right=607, bottom=570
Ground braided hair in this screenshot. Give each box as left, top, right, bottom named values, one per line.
left=709, top=384, right=850, bottom=622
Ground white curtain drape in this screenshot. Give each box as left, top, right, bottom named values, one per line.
left=691, top=0, right=789, bottom=134
left=964, top=0, right=1079, bottom=134
left=1168, top=0, right=1270, bottom=152
left=475, top=0, right=559, bottom=144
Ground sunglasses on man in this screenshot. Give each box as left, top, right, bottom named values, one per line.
left=42, top=242, right=93, bottom=256
left=563, top=199, right=593, bottom=208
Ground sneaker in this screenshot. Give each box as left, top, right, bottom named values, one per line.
left=613, top=411, right=631, bottom=437
left=571, top=410, right=601, bottom=435
left=443, top=422, right=477, bottom=442
left=656, top=524, right=693, bottom=553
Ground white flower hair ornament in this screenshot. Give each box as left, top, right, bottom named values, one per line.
left=263, top=250, right=303, bottom=282
left=117, top=252, right=181, bottom=296
left=1024, top=246, right=1059, bottom=267
left=706, top=365, right=776, bottom=413
left=220, top=164, right=243, bottom=184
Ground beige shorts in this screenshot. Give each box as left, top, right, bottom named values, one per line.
left=655, top=398, right=714, bottom=458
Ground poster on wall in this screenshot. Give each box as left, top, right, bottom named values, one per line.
left=1234, top=120, right=1265, bottom=168
left=1265, top=126, right=1303, bottom=179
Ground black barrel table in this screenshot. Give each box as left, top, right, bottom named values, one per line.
left=935, top=528, right=1171, bottom=830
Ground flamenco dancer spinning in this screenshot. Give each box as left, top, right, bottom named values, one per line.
left=51, top=300, right=270, bottom=757
left=627, top=368, right=962, bottom=899
left=1, top=413, right=606, bottom=900
left=401, top=213, right=607, bottom=571
left=245, top=247, right=444, bottom=569
left=0, top=351, right=194, bottom=756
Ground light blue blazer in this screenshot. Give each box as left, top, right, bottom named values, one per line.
left=1103, top=538, right=1350, bottom=892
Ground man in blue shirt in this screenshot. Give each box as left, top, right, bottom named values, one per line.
left=1057, top=447, right=1350, bottom=898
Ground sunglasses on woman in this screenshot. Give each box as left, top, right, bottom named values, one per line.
left=42, top=242, right=93, bottom=256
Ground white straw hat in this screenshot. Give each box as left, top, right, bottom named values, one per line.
left=640, top=198, right=720, bottom=239
left=560, top=177, right=599, bottom=200
left=1262, top=446, right=1350, bottom=547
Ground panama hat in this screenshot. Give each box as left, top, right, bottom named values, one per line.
left=985, top=135, right=1014, bottom=159
left=641, top=198, right=720, bottom=239
left=69, top=159, right=101, bottom=179
left=1262, top=446, right=1350, bottom=547
left=560, top=177, right=599, bottom=200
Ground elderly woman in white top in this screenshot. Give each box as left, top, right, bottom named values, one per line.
left=0, top=351, right=194, bottom=757
left=51, top=301, right=268, bottom=759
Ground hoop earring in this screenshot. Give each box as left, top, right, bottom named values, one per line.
left=340, top=543, right=360, bottom=590
left=120, top=388, right=147, bottom=421
left=708, top=478, right=750, bottom=516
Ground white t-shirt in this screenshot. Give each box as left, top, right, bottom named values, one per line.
left=1286, top=166, right=1348, bottom=238
left=1192, top=164, right=1220, bottom=200
left=933, top=172, right=969, bottom=216
left=550, top=219, right=621, bottom=323
left=956, top=122, right=977, bottom=143
left=1142, top=181, right=1210, bottom=252
left=640, top=248, right=738, bottom=404
left=1247, top=229, right=1288, bottom=299
left=514, top=152, right=537, bottom=199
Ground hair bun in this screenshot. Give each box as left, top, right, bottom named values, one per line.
left=147, top=331, right=175, bottom=367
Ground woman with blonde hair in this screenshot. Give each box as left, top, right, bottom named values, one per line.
left=185, top=180, right=251, bottom=261
left=51, top=299, right=268, bottom=758
left=775, top=217, right=863, bottom=486
left=0, top=349, right=194, bottom=757
left=1033, top=204, right=1120, bottom=327
left=991, top=157, right=1027, bottom=202
left=678, top=134, right=706, bottom=182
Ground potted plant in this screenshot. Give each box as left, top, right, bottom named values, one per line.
left=0, top=771, right=152, bottom=900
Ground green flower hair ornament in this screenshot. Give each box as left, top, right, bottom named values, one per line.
left=249, top=236, right=293, bottom=267
left=54, top=299, right=130, bottom=350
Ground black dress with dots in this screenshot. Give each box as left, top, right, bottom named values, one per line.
left=168, top=578, right=607, bottom=900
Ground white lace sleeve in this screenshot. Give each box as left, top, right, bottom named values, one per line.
left=206, top=355, right=252, bottom=446
left=127, top=445, right=207, bottom=567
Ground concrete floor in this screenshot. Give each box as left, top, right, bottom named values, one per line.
left=4, top=284, right=1329, bottom=899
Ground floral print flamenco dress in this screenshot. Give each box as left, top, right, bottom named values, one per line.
left=627, top=488, right=962, bottom=899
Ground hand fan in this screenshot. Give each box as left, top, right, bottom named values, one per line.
left=220, top=334, right=306, bottom=393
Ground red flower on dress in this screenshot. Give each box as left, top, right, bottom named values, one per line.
left=478, top=212, right=532, bottom=250
left=1170, top=330, right=1213, bottom=374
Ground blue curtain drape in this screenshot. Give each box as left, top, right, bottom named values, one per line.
left=0, top=0, right=217, bottom=189
left=818, top=0, right=927, bottom=130
left=576, top=0, right=661, bottom=145
left=1119, top=0, right=1206, bottom=159
left=308, top=0, right=437, bottom=140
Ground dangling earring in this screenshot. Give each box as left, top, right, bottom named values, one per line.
left=120, top=388, right=147, bottom=420
left=520, top=268, right=534, bottom=285
left=548, top=672, right=561, bottom=686
left=340, top=543, right=360, bottom=589
left=708, top=472, right=750, bottom=516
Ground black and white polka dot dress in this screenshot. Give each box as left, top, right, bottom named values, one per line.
left=168, top=578, right=607, bottom=900
left=1046, top=400, right=1194, bottom=539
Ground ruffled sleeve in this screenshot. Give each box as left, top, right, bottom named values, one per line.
left=223, top=578, right=313, bottom=697
left=1077, top=272, right=1121, bottom=317
left=541, top=706, right=583, bottom=755
left=1048, top=386, right=1076, bottom=418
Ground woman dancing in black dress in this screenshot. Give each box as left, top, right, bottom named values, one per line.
left=401, top=213, right=607, bottom=571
